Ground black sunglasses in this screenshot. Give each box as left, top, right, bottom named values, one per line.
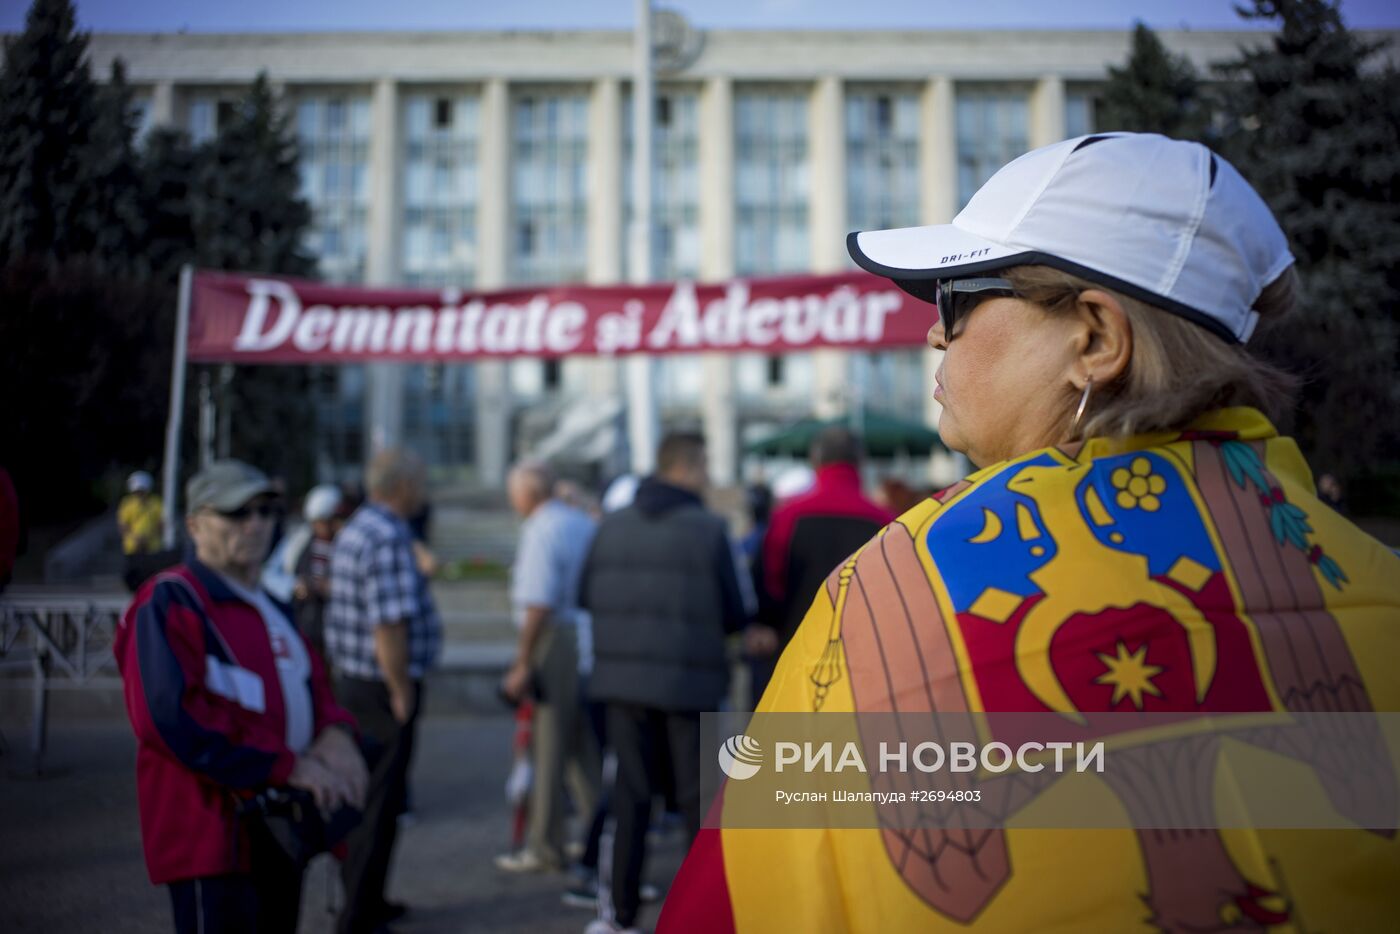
left=213, top=503, right=281, bottom=522
left=936, top=277, right=1018, bottom=335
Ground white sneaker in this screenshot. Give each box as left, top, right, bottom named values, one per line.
left=583, top=920, right=644, bottom=934
left=563, top=878, right=660, bottom=909
left=494, top=849, right=558, bottom=873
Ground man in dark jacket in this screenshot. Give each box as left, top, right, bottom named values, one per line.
left=580, top=432, right=754, bottom=934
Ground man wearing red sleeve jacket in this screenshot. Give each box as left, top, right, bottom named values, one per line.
left=753, top=427, right=895, bottom=704
left=115, top=460, right=367, bottom=934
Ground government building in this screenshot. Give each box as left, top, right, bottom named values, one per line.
left=85, top=24, right=1342, bottom=489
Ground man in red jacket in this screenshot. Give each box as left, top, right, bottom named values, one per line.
left=115, top=460, right=367, bottom=934
left=752, top=427, right=895, bottom=703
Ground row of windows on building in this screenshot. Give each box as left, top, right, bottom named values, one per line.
left=143, top=83, right=1099, bottom=290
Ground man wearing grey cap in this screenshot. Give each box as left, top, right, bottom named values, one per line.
left=114, top=459, right=367, bottom=934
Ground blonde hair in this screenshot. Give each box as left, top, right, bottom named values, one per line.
left=1000, top=265, right=1299, bottom=441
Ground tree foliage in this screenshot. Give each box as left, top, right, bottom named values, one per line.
left=1216, top=0, right=1400, bottom=478
left=0, top=0, right=318, bottom=524
left=1097, top=22, right=1210, bottom=141
left=0, top=0, right=139, bottom=269
left=1100, top=0, right=1400, bottom=481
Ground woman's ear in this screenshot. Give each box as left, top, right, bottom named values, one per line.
left=1072, top=288, right=1132, bottom=387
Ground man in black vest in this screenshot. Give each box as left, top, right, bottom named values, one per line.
left=580, top=432, right=752, bottom=934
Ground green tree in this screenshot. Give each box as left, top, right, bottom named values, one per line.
left=191, top=74, right=315, bottom=277
left=1216, top=0, right=1400, bottom=480
left=89, top=59, right=147, bottom=273
left=1097, top=22, right=1209, bottom=140
left=0, top=0, right=140, bottom=269
left=1099, top=5, right=1400, bottom=489
left=0, top=0, right=321, bottom=523
left=140, top=128, right=199, bottom=285
left=187, top=74, right=318, bottom=487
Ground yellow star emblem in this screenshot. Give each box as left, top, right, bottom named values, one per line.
left=1094, top=641, right=1164, bottom=709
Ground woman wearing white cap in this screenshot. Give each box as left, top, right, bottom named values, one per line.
left=659, top=134, right=1400, bottom=933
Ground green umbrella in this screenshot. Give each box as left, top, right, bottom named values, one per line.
left=745, top=409, right=944, bottom=458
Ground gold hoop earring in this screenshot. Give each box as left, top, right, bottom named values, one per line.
left=1071, top=376, right=1094, bottom=435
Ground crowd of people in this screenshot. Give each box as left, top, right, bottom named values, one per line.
left=108, top=420, right=894, bottom=934
left=107, top=131, right=1400, bottom=933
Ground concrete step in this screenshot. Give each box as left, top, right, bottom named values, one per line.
left=431, top=579, right=511, bottom=615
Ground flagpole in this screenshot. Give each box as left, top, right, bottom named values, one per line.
left=625, top=0, right=660, bottom=474
left=161, top=264, right=193, bottom=549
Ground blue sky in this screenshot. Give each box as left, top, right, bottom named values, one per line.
left=2, top=0, right=1398, bottom=33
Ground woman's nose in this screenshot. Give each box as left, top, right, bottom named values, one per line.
left=927, top=322, right=947, bottom=351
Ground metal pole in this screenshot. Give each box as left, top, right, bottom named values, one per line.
left=217, top=364, right=233, bottom=459
left=625, top=0, right=660, bottom=475
left=199, top=370, right=215, bottom=470
left=161, top=265, right=193, bottom=549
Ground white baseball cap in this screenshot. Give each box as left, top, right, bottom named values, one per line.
left=127, top=470, right=154, bottom=493
left=847, top=132, right=1294, bottom=344
left=302, top=484, right=343, bottom=522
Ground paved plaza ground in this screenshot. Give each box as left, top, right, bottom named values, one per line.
left=0, top=710, right=687, bottom=933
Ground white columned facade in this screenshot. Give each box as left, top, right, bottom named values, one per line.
left=699, top=75, right=738, bottom=486
left=809, top=74, right=849, bottom=420
left=1030, top=74, right=1067, bottom=149
left=365, top=77, right=404, bottom=457
left=920, top=76, right=960, bottom=485
left=475, top=77, right=512, bottom=487
left=919, top=76, right=956, bottom=432
left=586, top=77, right=624, bottom=398
left=151, top=81, right=175, bottom=127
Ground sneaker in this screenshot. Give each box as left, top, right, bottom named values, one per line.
left=583, top=920, right=644, bottom=934
left=495, top=849, right=559, bottom=873
left=562, top=883, right=597, bottom=909
left=563, top=878, right=661, bottom=909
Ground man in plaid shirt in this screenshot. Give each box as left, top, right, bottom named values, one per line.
left=326, top=448, right=441, bottom=934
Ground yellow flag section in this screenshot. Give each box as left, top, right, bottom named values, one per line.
left=659, top=408, right=1400, bottom=934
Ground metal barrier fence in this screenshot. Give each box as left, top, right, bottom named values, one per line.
left=0, top=595, right=129, bottom=773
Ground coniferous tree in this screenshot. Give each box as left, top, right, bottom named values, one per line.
left=1099, top=4, right=1400, bottom=489
left=1098, top=22, right=1209, bottom=140
left=192, top=73, right=315, bottom=277
left=188, top=73, right=318, bottom=486
left=1216, top=0, right=1400, bottom=480
left=140, top=128, right=200, bottom=285
left=89, top=59, right=146, bottom=273
left=0, top=0, right=103, bottom=263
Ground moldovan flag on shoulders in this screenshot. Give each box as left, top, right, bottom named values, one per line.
left=661, top=409, right=1400, bottom=934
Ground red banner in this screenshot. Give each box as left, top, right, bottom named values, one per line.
left=186, top=269, right=932, bottom=363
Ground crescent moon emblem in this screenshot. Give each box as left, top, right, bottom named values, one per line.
left=967, top=507, right=1003, bottom=544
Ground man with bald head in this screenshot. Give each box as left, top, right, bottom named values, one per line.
left=326, top=448, right=442, bottom=934
left=496, top=461, right=601, bottom=873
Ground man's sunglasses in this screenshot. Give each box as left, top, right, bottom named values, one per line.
left=936, top=277, right=1018, bottom=335
left=211, top=503, right=281, bottom=522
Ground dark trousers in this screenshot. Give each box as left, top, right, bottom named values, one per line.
left=604, top=704, right=701, bottom=928
left=580, top=695, right=609, bottom=871
left=168, top=821, right=303, bottom=934
left=334, top=676, right=423, bottom=934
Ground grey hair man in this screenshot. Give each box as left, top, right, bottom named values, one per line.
left=496, top=461, right=602, bottom=873
left=326, top=448, right=441, bottom=934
